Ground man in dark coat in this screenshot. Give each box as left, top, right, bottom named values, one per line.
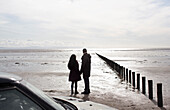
left=80, top=48, right=91, bottom=94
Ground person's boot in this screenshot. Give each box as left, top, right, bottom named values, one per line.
left=87, top=89, right=90, bottom=94
left=75, top=91, right=79, bottom=94
left=81, top=91, right=89, bottom=94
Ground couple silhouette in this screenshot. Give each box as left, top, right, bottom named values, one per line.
left=68, top=48, right=91, bottom=95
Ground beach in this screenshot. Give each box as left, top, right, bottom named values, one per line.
left=0, top=48, right=169, bottom=110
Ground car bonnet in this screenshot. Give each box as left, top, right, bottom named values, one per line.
left=53, top=96, right=118, bottom=110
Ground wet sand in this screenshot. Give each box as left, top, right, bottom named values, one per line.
left=0, top=48, right=168, bottom=109
left=12, top=64, right=162, bottom=110
left=132, top=66, right=170, bottom=110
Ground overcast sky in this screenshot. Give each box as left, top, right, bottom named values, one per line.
left=0, top=0, right=170, bottom=48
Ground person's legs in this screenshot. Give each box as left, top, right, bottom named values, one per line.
left=75, top=81, right=79, bottom=94
left=71, top=81, right=74, bottom=94
left=85, top=77, right=90, bottom=93
left=82, top=77, right=90, bottom=94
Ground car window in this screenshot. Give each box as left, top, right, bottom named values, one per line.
left=0, top=88, right=43, bottom=110
left=21, top=80, right=65, bottom=110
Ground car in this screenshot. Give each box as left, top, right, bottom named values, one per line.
left=0, top=72, right=117, bottom=110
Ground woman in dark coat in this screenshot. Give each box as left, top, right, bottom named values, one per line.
left=68, top=54, right=81, bottom=94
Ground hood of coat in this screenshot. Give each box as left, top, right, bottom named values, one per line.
left=85, top=53, right=91, bottom=58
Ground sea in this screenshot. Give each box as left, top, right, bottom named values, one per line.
left=0, top=48, right=169, bottom=109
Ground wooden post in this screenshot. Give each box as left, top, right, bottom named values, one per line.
left=121, top=66, right=124, bottom=79
left=137, top=74, right=140, bottom=90
left=117, top=64, right=119, bottom=72
left=126, top=68, right=128, bottom=82
left=148, top=80, right=153, bottom=99
left=111, top=62, right=113, bottom=69
left=113, top=62, right=115, bottom=70
left=118, top=64, right=121, bottom=74
left=142, top=77, right=146, bottom=94
left=157, top=83, right=163, bottom=107
left=120, top=66, right=123, bottom=79
left=117, top=64, right=119, bottom=73
left=119, top=66, right=122, bottom=78
left=116, top=63, right=118, bottom=72
left=132, top=72, right=135, bottom=88
left=123, top=67, right=125, bottom=81
left=129, top=70, right=131, bottom=84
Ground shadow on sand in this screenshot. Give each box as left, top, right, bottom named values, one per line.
left=150, top=100, right=166, bottom=110
left=82, top=94, right=89, bottom=101
left=70, top=94, right=90, bottom=102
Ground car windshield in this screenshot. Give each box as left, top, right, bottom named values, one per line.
left=0, top=88, right=43, bottom=110
left=21, top=80, right=65, bottom=110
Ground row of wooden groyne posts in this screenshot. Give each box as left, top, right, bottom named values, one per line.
left=96, top=53, right=163, bottom=107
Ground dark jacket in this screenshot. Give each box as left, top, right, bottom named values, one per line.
left=80, top=53, right=91, bottom=78
left=68, top=60, right=81, bottom=81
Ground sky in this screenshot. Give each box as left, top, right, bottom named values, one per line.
left=0, top=0, right=170, bottom=48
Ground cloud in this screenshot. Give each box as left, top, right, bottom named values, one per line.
left=0, top=19, right=9, bottom=24
left=0, top=39, right=83, bottom=48
left=0, top=0, right=170, bottom=48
